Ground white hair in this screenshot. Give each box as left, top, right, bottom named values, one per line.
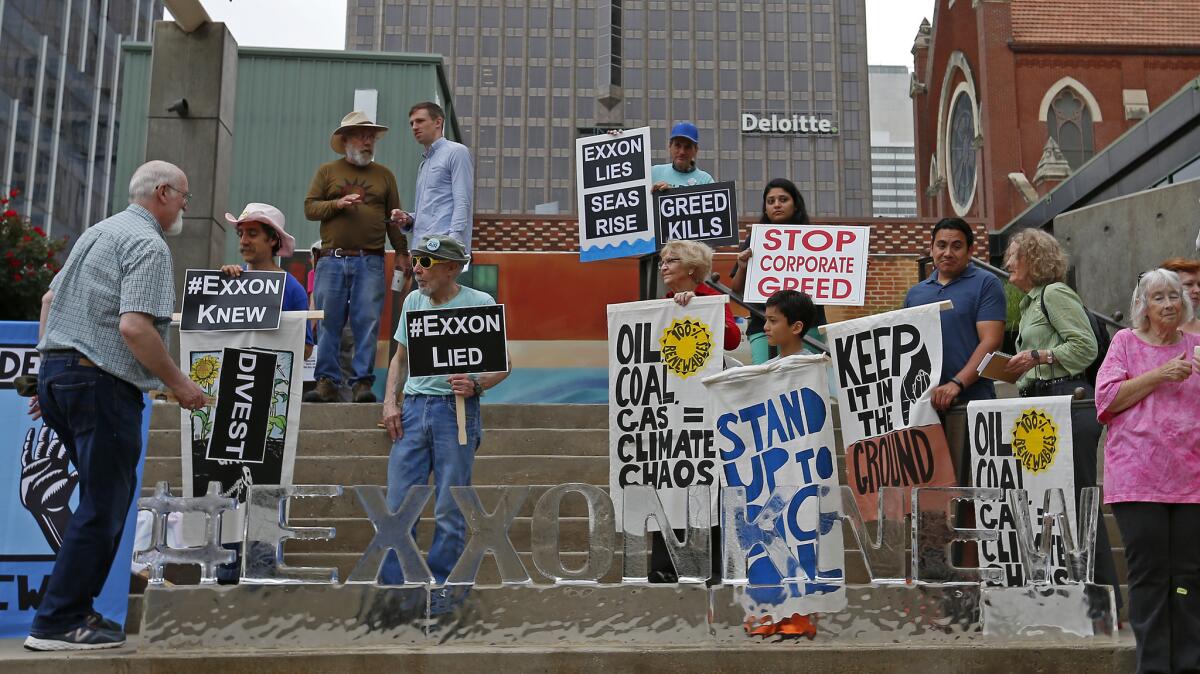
left=1130, top=268, right=1193, bottom=330
left=128, top=160, right=185, bottom=202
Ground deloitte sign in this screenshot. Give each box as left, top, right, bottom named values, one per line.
left=741, top=112, right=838, bottom=136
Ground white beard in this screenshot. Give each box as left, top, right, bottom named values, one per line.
left=345, top=147, right=374, bottom=167
left=163, top=210, right=184, bottom=236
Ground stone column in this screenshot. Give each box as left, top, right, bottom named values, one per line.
left=145, top=20, right=237, bottom=303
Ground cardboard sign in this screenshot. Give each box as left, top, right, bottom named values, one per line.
left=206, top=348, right=277, bottom=464
left=654, top=181, right=738, bottom=247
left=576, top=128, right=655, bottom=262
left=406, top=304, right=509, bottom=378
left=180, top=269, right=286, bottom=332
left=742, top=224, right=870, bottom=305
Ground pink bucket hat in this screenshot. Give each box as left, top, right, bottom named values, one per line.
left=224, top=202, right=296, bottom=257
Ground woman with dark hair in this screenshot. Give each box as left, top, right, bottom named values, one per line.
left=729, top=179, right=826, bottom=364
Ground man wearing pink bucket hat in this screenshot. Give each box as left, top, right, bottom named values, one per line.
left=219, top=203, right=313, bottom=357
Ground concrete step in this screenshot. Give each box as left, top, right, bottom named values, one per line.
left=146, top=427, right=608, bottom=458
left=151, top=402, right=607, bottom=430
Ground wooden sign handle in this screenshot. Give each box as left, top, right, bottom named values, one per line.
left=455, top=394, right=467, bottom=445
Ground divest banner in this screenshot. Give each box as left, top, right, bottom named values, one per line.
left=969, top=396, right=1076, bottom=586
left=653, top=181, right=739, bottom=248
left=180, top=269, right=286, bottom=332
left=607, top=296, right=725, bottom=531
left=577, top=128, right=655, bottom=262
left=179, top=314, right=305, bottom=524
left=825, top=305, right=956, bottom=519
left=0, top=322, right=148, bottom=638
left=702, top=354, right=848, bottom=615
left=742, top=224, right=870, bottom=305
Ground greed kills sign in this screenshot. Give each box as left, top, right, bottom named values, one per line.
left=406, top=305, right=509, bottom=378
left=180, top=269, right=286, bottom=332
left=576, top=128, right=655, bottom=262
left=653, top=181, right=738, bottom=247
left=742, top=224, right=870, bottom=305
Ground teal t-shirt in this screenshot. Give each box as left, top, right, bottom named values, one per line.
left=650, top=163, right=715, bottom=187
left=395, top=284, right=497, bottom=395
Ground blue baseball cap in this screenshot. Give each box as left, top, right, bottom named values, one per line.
left=669, top=121, right=700, bottom=145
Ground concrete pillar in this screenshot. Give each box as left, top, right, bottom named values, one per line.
left=145, top=20, right=237, bottom=304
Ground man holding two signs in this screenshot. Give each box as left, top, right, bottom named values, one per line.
left=379, top=235, right=509, bottom=585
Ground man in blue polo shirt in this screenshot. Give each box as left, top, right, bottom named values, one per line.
left=904, top=217, right=1006, bottom=411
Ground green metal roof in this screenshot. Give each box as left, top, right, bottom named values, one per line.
left=113, top=43, right=460, bottom=261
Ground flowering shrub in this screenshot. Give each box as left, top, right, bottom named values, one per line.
left=1, top=188, right=67, bottom=320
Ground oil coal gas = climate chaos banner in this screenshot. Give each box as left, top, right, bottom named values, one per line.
left=608, top=296, right=726, bottom=531
left=178, top=314, right=305, bottom=542
left=0, top=321, right=149, bottom=637
left=576, top=127, right=655, bottom=262
left=702, top=354, right=847, bottom=615
left=969, top=395, right=1076, bottom=586
left=825, top=304, right=956, bottom=520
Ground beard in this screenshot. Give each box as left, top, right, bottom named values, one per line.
left=163, top=210, right=184, bottom=236
left=345, top=146, right=374, bottom=167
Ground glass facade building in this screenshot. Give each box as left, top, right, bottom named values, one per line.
left=867, top=65, right=917, bottom=217
left=346, top=0, right=872, bottom=218
left=0, top=0, right=161, bottom=242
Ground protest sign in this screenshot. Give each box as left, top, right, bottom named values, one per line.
left=742, top=224, right=870, bottom=304
left=405, top=304, right=509, bottom=378
left=825, top=304, right=956, bottom=519
left=654, top=181, right=738, bottom=247
left=0, top=322, right=148, bottom=637
left=969, top=396, right=1076, bottom=586
left=180, top=269, right=286, bottom=331
left=179, top=314, right=305, bottom=516
left=576, top=128, right=655, bottom=262
left=702, top=354, right=848, bottom=615
left=607, top=296, right=726, bottom=531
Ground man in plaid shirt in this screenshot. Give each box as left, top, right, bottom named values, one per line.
left=24, top=160, right=205, bottom=651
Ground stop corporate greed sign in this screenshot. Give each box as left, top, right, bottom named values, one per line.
left=405, top=304, right=509, bottom=378
left=181, top=269, right=286, bottom=331
left=654, top=181, right=739, bottom=247
left=576, top=127, right=655, bottom=262
left=742, top=224, right=870, bottom=305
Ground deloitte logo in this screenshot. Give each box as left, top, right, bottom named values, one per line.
left=741, top=112, right=838, bottom=135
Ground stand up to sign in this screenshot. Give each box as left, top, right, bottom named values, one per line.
left=405, top=304, right=509, bottom=443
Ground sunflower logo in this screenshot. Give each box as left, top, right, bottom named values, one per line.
left=190, top=355, right=220, bottom=387
left=659, top=317, right=714, bottom=379
left=1011, top=408, right=1059, bottom=473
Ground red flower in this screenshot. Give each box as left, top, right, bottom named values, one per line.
left=1, top=198, right=7, bottom=205
left=33, top=226, right=45, bottom=236
left=23, top=235, right=32, bottom=242
left=7, top=258, right=18, bottom=267
left=9, top=188, right=20, bottom=197
left=3, top=209, right=16, bottom=218
left=13, top=273, right=22, bottom=282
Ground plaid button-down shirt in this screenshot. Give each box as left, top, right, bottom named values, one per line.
left=38, top=204, right=176, bottom=390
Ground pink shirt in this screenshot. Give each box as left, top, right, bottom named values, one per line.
left=1096, top=328, right=1200, bottom=504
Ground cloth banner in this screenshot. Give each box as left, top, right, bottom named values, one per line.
left=0, top=321, right=149, bottom=637
left=825, top=305, right=956, bottom=519
left=702, top=354, right=847, bottom=615
left=178, top=313, right=305, bottom=541
left=607, top=296, right=725, bottom=532
left=969, top=395, right=1076, bottom=586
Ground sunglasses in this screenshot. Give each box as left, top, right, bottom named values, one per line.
left=413, top=255, right=451, bottom=268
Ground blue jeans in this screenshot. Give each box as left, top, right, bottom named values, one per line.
left=32, top=352, right=144, bottom=634
left=380, top=394, right=482, bottom=584
left=313, top=254, right=385, bottom=385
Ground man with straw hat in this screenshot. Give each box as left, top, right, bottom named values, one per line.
left=304, top=111, right=407, bottom=403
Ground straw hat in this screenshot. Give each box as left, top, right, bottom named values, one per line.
left=330, top=111, right=389, bottom=154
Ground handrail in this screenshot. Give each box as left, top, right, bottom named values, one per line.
left=706, top=275, right=830, bottom=355
left=917, top=256, right=1127, bottom=331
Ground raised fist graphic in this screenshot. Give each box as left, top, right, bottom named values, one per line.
left=19, top=424, right=77, bottom=552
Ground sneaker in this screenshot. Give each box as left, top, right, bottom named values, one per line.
left=86, top=612, right=122, bottom=632
left=24, top=623, right=126, bottom=651
left=352, top=381, right=376, bottom=403
left=304, top=377, right=339, bottom=403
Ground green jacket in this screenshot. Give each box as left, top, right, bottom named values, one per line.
left=1014, top=282, right=1098, bottom=391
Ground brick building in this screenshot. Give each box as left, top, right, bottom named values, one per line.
left=910, top=0, right=1200, bottom=234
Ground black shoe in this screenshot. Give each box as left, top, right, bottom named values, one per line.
left=24, top=623, right=126, bottom=651
left=352, top=381, right=377, bottom=403
left=86, top=612, right=122, bottom=632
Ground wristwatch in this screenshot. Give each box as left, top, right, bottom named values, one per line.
left=950, top=376, right=965, bottom=391
left=1031, top=350, right=1042, bottom=364
left=472, top=379, right=484, bottom=397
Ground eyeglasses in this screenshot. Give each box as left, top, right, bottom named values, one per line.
left=660, top=257, right=682, bottom=267
left=162, top=184, right=192, bottom=204
left=413, top=255, right=451, bottom=268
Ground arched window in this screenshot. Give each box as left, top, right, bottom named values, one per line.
left=1047, top=88, right=1094, bottom=170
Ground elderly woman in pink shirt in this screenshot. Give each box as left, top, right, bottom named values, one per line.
left=1096, top=268, right=1200, bottom=674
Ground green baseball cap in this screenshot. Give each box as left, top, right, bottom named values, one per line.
left=411, top=234, right=469, bottom=262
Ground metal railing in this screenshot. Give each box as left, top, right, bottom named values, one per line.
left=706, top=275, right=830, bottom=355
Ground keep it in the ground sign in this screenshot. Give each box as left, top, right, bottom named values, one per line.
left=180, top=269, right=286, bottom=332
left=576, top=127, right=655, bottom=262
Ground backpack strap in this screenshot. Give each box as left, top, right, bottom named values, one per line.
left=1037, top=283, right=1066, bottom=343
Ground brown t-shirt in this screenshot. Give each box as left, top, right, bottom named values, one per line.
left=304, top=158, right=405, bottom=251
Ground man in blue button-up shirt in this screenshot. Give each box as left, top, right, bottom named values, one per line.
left=396, top=102, right=474, bottom=276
